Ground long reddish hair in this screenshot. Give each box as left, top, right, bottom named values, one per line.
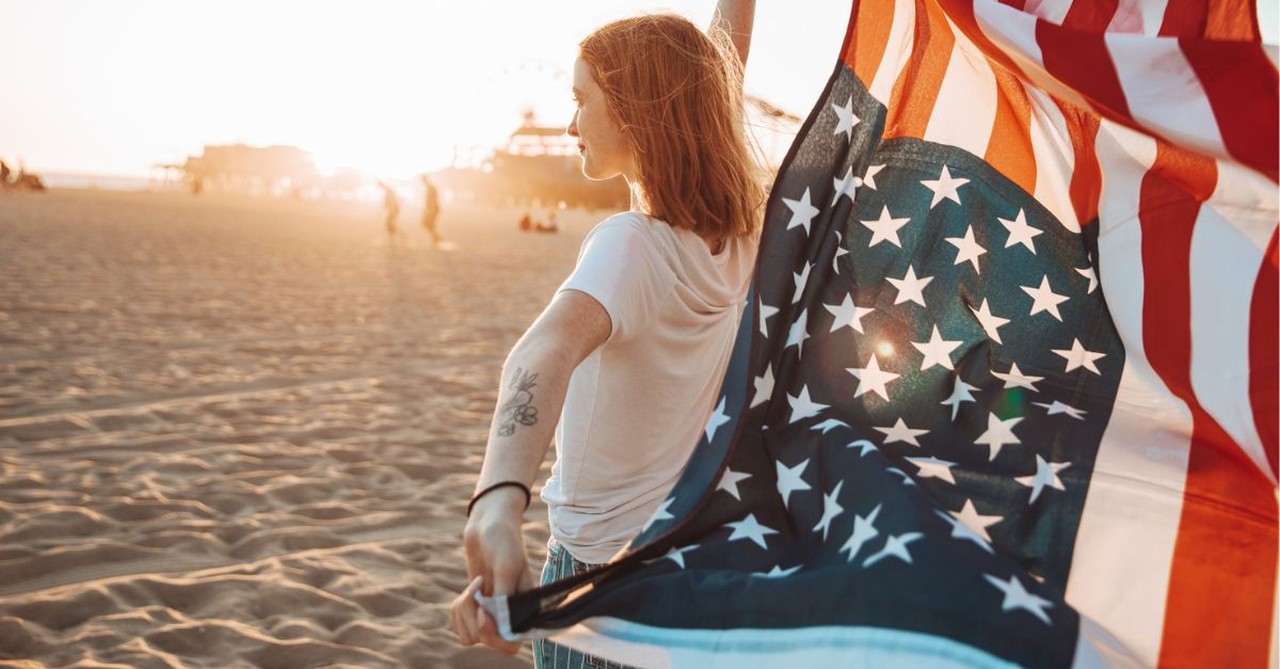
left=580, top=14, right=764, bottom=241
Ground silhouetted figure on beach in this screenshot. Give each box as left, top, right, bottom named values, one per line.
left=420, top=174, right=442, bottom=246
left=0, top=160, right=11, bottom=187
left=535, top=209, right=560, bottom=233
left=518, top=211, right=533, bottom=232
left=379, top=182, right=401, bottom=237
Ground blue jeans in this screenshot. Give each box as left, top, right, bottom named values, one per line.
left=533, top=541, right=638, bottom=669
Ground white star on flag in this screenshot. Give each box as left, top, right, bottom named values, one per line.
left=888, top=265, right=933, bottom=307
left=861, top=163, right=884, bottom=190
left=751, top=363, right=775, bottom=409
left=992, top=363, right=1044, bottom=391
left=945, top=226, right=986, bottom=273
left=756, top=564, right=803, bottom=578
left=984, top=573, right=1054, bottom=624
left=847, top=354, right=900, bottom=401
left=1016, top=454, right=1071, bottom=503
left=938, top=500, right=1002, bottom=553
left=811, top=418, right=850, bottom=434
left=759, top=300, right=779, bottom=337
left=663, top=544, right=699, bottom=568
left=969, top=298, right=1011, bottom=344
left=782, top=187, right=820, bottom=235
left=863, top=532, right=924, bottom=567
left=1022, top=276, right=1070, bottom=321
left=860, top=205, right=911, bottom=248
left=786, top=308, right=810, bottom=355
left=886, top=467, right=916, bottom=486
left=1075, top=265, right=1099, bottom=293
left=911, top=325, right=963, bottom=371
left=905, top=456, right=958, bottom=484
left=921, top=165, right=969, bottom=208
left=839, top=504, right=881, bottom=562
left=787, top=384, right=828, bottom=423
left=832, top=232, right=850, bottom=273
left=716, top=469, right=751, bottom=500
left=1032, top=400, right=1087, bottom=420
left=1052, top=338, right=1106, bottom=374
left=998, top=208, right=1043, bottom=253
left=873, top=417, right=929, bottom=447
left=792, top=262, right=811, bottom=304
left=832, top=95, right=858, bottom=141
left=832, top=167, right=858, bottom=206
left=941, top=375, right=979, bottom=420
left=726, top=514, right=778, bottom=550
left=642, top=497, right=676, bottom=532
left=776, top=459, right=812, bottom=509
left=813, top=481, right=845, bottom=540
left=847, top=439, right=878, bottom=457
left=824, top=293, right=873, bottom=334
left=704, top=397, right=731, bottom=443
left=975, top=412, right=1024, bottom=461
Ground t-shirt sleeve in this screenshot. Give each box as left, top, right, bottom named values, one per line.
left=558, top=215, right=674, bottom=343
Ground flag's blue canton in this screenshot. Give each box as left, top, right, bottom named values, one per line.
left=511, top=60, right=1126, bottom=669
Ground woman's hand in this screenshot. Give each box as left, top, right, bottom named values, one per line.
left=450, top=487, right=535, bottom=654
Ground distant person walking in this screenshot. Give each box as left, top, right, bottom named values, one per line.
left=379, top=181, right=401, bottom=238
left=420, top=174, right=442, bottom=246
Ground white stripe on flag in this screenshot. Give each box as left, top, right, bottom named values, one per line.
left=868, top=0, right=917, bottom=105
left=1065, top=120, right=1192, bottom=668
left=972, top=0, right=1112, bottom=123
left=1103, top=0, right=1170, bottom=35
left=1189, top=171, right=1275, bottom=482
left=1020, top=0, right=1074, bottom=26
left=1025, top=85, right=1081, bottom=233
left=1107, top=33, right=1228, bottom=168
left=558, top=617, right=1028, bottom=668
left=923, top=16, right=1000, bottom=160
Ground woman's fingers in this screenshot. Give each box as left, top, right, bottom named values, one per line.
left=475, top=601, right=523, bottom=655
left=450, top=575, right=484, bottom=646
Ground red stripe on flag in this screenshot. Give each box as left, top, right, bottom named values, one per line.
left=1061, top=0, right=1119, bottom=31
left=1250, top=229, right=1279, bottom=479
left=885, top=0, right=955, bottom=140
left=937, top=0, right=1040, bottom=192
left=1160, top=0, right=1260, bottom=40
left=1063, top=104, right=1101, bottom=225
left=984, top=68, right=1037, bottom=195
left=1036, top=21, right=1132, bottom=124
left=1139, top=143, right=1279, bottom=668
left=844, top=0, right=897, bottom=92
left=1179, top=40, right=1279, bottom=182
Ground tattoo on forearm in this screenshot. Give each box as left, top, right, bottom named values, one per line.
left=498, top=367, right=539, bottom=436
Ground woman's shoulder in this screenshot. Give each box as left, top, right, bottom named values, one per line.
left=585, top=211, right=670, bottom=246
left=596, top=210, right=657, bottom=232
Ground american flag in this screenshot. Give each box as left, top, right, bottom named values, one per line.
left=487, top=0, right=1278, bottom=666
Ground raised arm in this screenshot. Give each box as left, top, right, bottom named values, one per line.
left=450, top=289, right=611, bottom=653
left=710, top=0, right=757, bottom=68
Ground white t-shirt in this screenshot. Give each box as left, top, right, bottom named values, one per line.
left=542, top=211, right=758, bottom=564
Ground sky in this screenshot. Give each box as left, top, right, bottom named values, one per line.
left=0, top=1, right=1275, bottom=180
left=0, top=1, right=849, bottom=180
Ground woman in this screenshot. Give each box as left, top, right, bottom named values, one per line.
left=451, top=2, right=760, bottom=666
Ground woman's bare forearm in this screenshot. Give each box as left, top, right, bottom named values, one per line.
left=712, top=0, right=756, bottom=67
left=473, top=336, right=574, bottom=505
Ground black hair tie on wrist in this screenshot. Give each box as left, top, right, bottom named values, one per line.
left=467, top=481, right=532, bottom=517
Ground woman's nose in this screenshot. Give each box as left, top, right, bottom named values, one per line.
left=567, top=111, right=579, bottom=137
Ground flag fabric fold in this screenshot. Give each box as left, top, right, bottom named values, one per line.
left=495, top=0, right=1279, bottom=666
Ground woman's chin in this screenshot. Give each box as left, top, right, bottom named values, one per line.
left=580, top=164, right=624, bottom=182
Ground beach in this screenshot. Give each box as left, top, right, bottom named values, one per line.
left=0, top=189, right=592, bottom=668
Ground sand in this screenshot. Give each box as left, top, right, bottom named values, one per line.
left=0, top=188, right=595, bottom=668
